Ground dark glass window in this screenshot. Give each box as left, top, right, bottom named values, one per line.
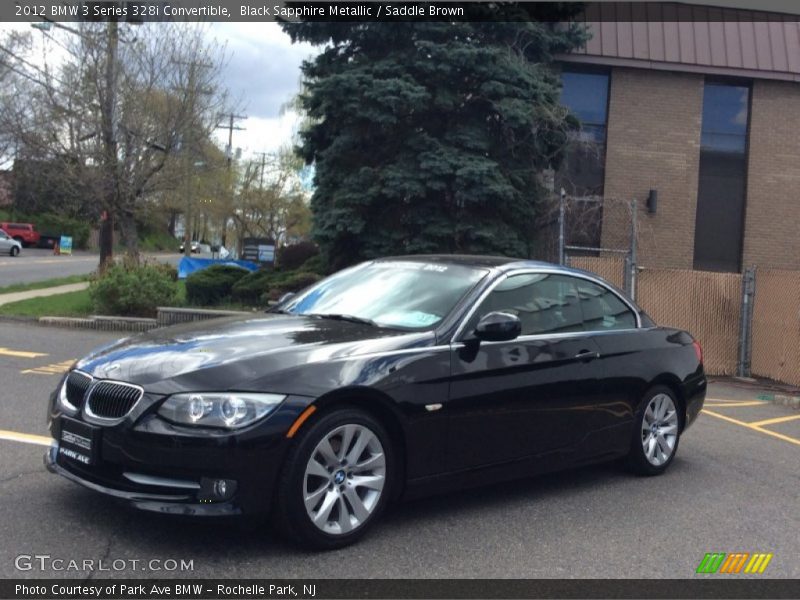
left=557, top=69, right=610, bottom=252
left=561, top=71, right=609, bottom=143
left=472, top=274, right=584, bottom=336
left=576, top=280, right=636, bottom=331
left=694, top=82, right=750, bottom=273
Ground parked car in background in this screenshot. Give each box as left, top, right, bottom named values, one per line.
left=179, top=240, right=200, bottom=253
left=0, top=222, right=40, bottom=247
left=0, top=228, right=21, bottom=256
left=45, top=256, right=706, bottom=549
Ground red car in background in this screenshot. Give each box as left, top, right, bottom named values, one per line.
left=0, top=222, right=41, bottom=247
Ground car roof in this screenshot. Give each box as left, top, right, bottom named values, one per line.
left=376, top=254, right=573, bottom=272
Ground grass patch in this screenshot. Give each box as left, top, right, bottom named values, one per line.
left=0, top=288, right=93, bottom=318
left=0, top=274, right=90, bottom=295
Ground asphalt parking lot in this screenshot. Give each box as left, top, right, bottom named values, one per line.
left=0, top=321, right=798, bottom=579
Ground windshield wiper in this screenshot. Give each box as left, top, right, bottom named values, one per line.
left=267, top=307, right=292, bottom=314
left=307, top=313, right=379, bottom=327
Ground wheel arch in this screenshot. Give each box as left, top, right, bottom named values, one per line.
left=647, top=374, right=687, bottom=431
left=304, top=386, right=408, bottom=498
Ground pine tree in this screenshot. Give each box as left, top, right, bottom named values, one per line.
left=282, top=9, right=586, bottom=268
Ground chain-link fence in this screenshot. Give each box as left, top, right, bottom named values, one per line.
left=531, top=193, right=644, bottom=298
left=751, top=270, right=800, bottom=387
left=637, top=268, right=743, bottom=376
left=530, top=194, right=800, bottom=385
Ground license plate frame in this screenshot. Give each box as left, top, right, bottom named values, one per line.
left=58, top=417, right=101, bottom=466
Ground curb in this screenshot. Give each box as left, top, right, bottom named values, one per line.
left=39, top=316, right=158, bottom=332
left=20, top=306, right=255, bottom=333
left=757, top=393, right=800, bottom=409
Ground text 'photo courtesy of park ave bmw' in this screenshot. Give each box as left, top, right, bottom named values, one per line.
left=1, top=0, right=800, bottom=599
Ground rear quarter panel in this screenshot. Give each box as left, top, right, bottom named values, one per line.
left=590, top=327, right=706, bottom=451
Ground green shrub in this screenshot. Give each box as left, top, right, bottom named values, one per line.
left=266, top=271, right=322, bottom=302
left=277, top=241, right=319, bottom=270
left=185, top=265, right=250, bottom=306
left=231, top=269, right=277, bottom=305
left=151, top=261, right=178, bottom=282
left=297, top=254, right=326, bottom=275
left=90, top=263, right=178, bottom=317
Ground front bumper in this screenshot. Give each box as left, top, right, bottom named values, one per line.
left=45, top=394, right=313, bottom=516
left=44, top=446, right=239, bottom=516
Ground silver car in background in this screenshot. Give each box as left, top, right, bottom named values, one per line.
left=0, top=229, right=22, bottom=256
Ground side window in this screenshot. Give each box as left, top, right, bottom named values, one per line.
left=473, top=274, right=584, bottom=336
left=576, top=280, right=637, bottom=331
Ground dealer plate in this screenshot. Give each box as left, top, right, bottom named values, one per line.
left=58, top=417, right=100, bottom=466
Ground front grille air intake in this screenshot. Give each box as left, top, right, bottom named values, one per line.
left=65, top=371, right=92, bottom=409
left=86, top=381, right=143, bottom=420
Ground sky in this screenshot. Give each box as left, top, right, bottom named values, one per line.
left=207, top=23, right=317, bottom=158
left=1, top=21, right=318, bottom=160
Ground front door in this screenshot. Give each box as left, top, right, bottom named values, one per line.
left=446, top=273, right=602, bottom=472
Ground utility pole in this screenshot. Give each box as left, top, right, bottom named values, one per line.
left=255, top=151, right=269, bottom=189
left=99, top=20, right=119, bottom=270
left=172, top=59, right=214, bottom=257
left=216, top=112, right=245, bottom=249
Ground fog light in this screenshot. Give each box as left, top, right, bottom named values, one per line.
left=198, top=477, right=237, bottom=502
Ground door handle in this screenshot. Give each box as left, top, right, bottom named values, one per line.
left=574, top=349, right=599, bottom=361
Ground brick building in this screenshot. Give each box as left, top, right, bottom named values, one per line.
left=555, top=5, right=800, bottom=273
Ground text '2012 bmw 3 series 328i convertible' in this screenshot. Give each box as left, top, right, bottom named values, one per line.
left=46, top=255, right=706, bottom=549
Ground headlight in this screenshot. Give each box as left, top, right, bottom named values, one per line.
left=57, top=379, right=79, bottom=415
left=157, top=393, right=285, bottom=429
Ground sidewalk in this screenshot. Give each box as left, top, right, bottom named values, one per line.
left=0, top=282, right=90, bottom=307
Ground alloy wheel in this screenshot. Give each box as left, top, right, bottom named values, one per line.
left=641, top=393, right=679, bottom=466
left=303, top=423, right=386, bottom=535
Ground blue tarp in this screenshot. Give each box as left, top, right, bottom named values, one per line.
left=178, top=257, right=259, bottom=279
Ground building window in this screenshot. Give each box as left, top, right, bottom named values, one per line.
left=694, top=81, right=750, bottom=273
left=556, top=68, right=610, bottom=253
left=557, top=69, right=610, bottom=198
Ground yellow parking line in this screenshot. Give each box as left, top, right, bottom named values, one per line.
left=0, top=429, right=53, bottom=447
left=705, top=398, right=755, bottom=403
left=702, top=409, right=800, bottom=448
left=0, top=347, right=48, bottom=359
left=21, top=359, right=74, bottom=375
left=702, top=401, right=768, bottom=408
left=748, top=414, right=800, bottom=427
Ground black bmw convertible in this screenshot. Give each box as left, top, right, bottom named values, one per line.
left=46, top=255, right=706, bottom=549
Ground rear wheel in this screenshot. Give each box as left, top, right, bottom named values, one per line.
left=626, top=386, right=681, bottom=475
left=10, top=246, right=19, bottom=257
left=272, top=407, right=394, bottom=550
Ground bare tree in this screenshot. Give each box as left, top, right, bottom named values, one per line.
left=231, top=149, right=311, bottom=250
left=0, top=23, right=230, bottom=266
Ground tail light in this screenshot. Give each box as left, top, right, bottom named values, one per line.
left=692, top=340, right=703, bottom=365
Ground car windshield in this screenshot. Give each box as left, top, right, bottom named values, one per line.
left=280, top=261, right=489, bottom=330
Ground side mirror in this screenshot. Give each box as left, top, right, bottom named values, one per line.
left=474, top=311, right=522, bottom=342
left=277, top=292, right=296, bottom=304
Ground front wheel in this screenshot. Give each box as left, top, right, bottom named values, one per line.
left=272, top=407, right=394, bottom=550
left=625, top=386, right=681, bottom=476
left=10, top=246, right=19, bottom=257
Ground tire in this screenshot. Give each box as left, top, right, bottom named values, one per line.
left=625, top=386, right=681, bottom=476
left=13, top=237, right=24, bottom=247
left=272, top=407, right=395, bottom=550
left=10, top=246, right=19, bottom=257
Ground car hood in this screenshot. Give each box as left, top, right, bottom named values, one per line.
left=75, top=314, right=432, bottom=394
